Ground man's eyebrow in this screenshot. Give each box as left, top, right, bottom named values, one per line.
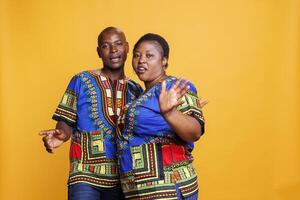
left=114, top=40, right=122, bottom=43
left=100, top=39, right=122, bottom=44
left=99, top=41, right=108, bottom=45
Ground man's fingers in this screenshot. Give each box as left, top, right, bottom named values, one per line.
left=46, top=147, right=53, bottom=153
left=39, top=129, right=56, bottom=136
left=44, top=142, right=53, bottom=153
left=43, top=136, right=51, bottom=146
left=39, top=130, right=50, bottom=136
left=43, top=138, right=54, bottom=153
left=39, top=129, right=61, bottom=136
left=42, top=136, right=47, bottom=142
left=40, top=130, right=58, bottom=153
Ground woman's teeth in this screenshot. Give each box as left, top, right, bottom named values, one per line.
left=137, top=66, right=146, bottom=73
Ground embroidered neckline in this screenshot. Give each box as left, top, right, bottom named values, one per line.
left=88, top=69, right=129, bottom=81
left=80, top=72, right=128, bottom=135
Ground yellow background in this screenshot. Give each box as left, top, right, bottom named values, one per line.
left=1, top=0, right=299, bottom=199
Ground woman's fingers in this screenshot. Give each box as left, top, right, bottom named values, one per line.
left=198, top=97, right=209, bottom=108
left=177, top=81, right=190, bottom=98
left=177, top=79, right=189, bottom=91
left=200, top=100, right=209, bottom=108
left=175, top=99, right=185, bottom=107
left=172, top=79, right=189, bottom=98
left=171, top=78, right=182, bottom=90
left=161, top=80, right=167, bottom=94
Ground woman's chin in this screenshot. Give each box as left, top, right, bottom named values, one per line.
left=136, top=74, right=147, bottom=82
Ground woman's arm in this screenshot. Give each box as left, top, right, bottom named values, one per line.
left=162, top=109, right=202, bottom=141
left=159, top=79, right=204, bottom=142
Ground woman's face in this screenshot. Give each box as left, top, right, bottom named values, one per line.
left=132, top=41, right=167, bottom=82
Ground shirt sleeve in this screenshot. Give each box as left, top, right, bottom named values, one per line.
left=52, top=75, right=80, bottom=127
left=128, top=79, right=144, bottom=98
left=176, top=82, right=205, bottom=135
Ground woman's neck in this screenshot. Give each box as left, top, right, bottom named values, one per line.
left=144, top=72, right=167, bottom=91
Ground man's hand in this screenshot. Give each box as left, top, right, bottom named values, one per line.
left=39, top=129, right=66, bottom=153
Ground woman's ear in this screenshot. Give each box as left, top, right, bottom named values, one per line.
left=162, top=57, right=168, bottom=69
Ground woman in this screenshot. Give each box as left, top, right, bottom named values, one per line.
left=116, top=33, right=205, bottom=199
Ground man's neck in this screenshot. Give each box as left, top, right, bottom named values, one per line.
left=101, top=66, right=125, bottom=81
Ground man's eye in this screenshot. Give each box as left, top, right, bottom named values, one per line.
left=101, top=44, right=109, bottom=49
left=133, top=54, right=140, bottom=58
left=115, top=42, right=122, bottom=46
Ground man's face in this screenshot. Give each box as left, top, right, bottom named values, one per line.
left=97, top=30, right=129, bottom=70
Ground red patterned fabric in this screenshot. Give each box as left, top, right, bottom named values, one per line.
left=162, top=144, right=187, bottom=165
left=70, top=143, right=81, bottom=159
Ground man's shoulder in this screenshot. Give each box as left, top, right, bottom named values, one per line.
left=70, top=70, right=95, bottom=80
left=64, top=70, right=93, bottom=87
left=75, top=70, right=90, bottom=77
left=126, top=78, right=142, bottom=88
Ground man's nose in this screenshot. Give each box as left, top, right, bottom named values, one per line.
left=110, top=44, right=117, bottom=53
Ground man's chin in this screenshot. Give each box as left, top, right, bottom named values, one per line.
left=105, top=63, right=124, bottom=70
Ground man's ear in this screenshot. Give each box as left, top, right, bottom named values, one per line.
left=97, top=46, right=102, bottom=58
left=125, top=42, right=129, bottom=53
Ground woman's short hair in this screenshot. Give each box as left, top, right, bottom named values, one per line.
left=133, top=33, right=169, bottom=67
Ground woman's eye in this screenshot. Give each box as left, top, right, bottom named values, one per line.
left=133, top=54, right=140, bottom=58
left=146, top=54, right=153, bottom=58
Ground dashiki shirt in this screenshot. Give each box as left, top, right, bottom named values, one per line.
left=117, top=76, right=205, bottom=199
left=52, top=70, right=143, bottom=188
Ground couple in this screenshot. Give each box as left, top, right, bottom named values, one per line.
left=40, top=27, right=206, bottom=200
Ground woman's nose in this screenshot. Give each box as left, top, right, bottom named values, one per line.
left=138, top=55, right=146, bottom=63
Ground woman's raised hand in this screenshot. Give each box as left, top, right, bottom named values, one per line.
left=159, top=78, right=189, bottom=116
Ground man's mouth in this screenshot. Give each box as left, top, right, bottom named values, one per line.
left=110, top=55, right=121, bottom=63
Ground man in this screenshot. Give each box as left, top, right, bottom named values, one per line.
left=39, top=27, right=143, bottom=200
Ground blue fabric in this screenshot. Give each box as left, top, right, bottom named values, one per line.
left=118, top=76, right=201, bottom=174
left=53, top=70, right=143, bottom=159
left=68, top=183, right=124, bottom=200
left=175, top=184, right=199, bottom=200
left=57, top=71, right=143, bottom=159
left=52, top=71, right=143, bottom=187
left=117, top=76, right=204, bottom=199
